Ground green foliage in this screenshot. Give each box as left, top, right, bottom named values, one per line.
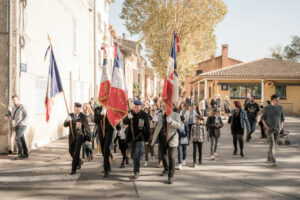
left=133, top=82, right=142, bottom=100
left=120, top=0, right=227, bottom=83
left=271, top=35, right=300, bottom=62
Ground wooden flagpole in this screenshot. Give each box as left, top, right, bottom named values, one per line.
left=47, top=34, right=75, bottom=140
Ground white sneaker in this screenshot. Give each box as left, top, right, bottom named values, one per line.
left=182, top=160, right=186, bottom=166
left=144, top=161, right=148, bottom=167
left=178, top=164, right=182, bottom=170
left=214, top=152, right=218, bottom=157
left=210, top=155, right=215, bottom=160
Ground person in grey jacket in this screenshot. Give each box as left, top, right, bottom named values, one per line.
left=11, top=95, right=28, bottom=160
left=261, top=94, right=285, bottom=166
left=152, top=106, right=182, bottom=184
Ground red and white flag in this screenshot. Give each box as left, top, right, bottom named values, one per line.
left=98, top=45, right=110, bottom=107
left=162, top=34, right=179, bottom=116
left=106, top=44, right=128, bottom=127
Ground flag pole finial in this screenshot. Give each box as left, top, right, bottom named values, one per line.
left=47, top=34, right=52, bottom=47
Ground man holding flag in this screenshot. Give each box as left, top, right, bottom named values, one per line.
left=152, top=33, right=182, bottom=184
left=95, top=43, right=123, bottom=178
left=44, top=44, right=90, bottom=175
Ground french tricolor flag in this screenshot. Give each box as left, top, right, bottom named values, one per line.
left=45, top=47, right=64, bottom=122
left=98, top=45, right=110, bottom=107
left=107, top=43, right=128, bottom=127
left=162, top=34, right=179, bottom=116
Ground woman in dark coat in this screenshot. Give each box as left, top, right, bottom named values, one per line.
left=206, top=108, right=223, bottom=160
left=228, top=101, right=250, bottom=157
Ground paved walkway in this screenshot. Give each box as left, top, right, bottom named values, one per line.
left=0, top=117, right=300, bottom=200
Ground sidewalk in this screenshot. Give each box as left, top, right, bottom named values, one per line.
left=0, top=121, right=299, bottom=200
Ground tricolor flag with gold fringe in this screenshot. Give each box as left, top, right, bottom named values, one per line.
left=106, top=43, right=128, bottom=127
left=98, top=44, right=111, bottom=107
left=162, top=33, right=179, bottom=116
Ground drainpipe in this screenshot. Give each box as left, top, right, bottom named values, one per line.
left=8, top=0, right=12, bottom=105
left=93, top=0, right=97, bottom=99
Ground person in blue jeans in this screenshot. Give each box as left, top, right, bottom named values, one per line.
left=11, top=95, right=29, bottom=160
left=177, top=115, right=189, bottom=169
left=123, top=99, right=150, bottom=179
left=245, top=97, right=260, bottom=142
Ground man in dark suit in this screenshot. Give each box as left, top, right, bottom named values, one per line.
left=64, top=102, right=91, bottom=175
left=123, top=99, right=150, bottom=179
left=94, top=105, right=120, bottom=178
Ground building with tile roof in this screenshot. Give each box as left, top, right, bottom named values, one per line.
left=190, top=58, right=300, bottom=115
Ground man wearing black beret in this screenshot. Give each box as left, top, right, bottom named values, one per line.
left=64, top=102, right=91, bottom=175
left=123, top=99, right=150, bottom=179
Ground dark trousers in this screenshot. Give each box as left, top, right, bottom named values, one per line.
left=188, top=124, right=194, bottom=142
left=259, top=121, right=266, bottom=137
left=162, top=146, right=176, bottom=178
left=99, top=131, right=113, bottom=173
left=118, top=139, right=127, bottom=163
left=144, top=142, right=154, bottom=161
left=233, top=134, right=244, bottom=153
left=69, top=134, right=84, bottom=172
left=193, top=142, right=203, bottom=163
left=15, top=126, right=28, bottom=156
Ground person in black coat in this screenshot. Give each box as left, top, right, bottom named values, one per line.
left=64, top=103, right=91, bottom=175
left=123, top=99, right=150, bottom=179
left=94, top=105, right=120, bottom=178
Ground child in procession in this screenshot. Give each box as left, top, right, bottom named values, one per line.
left=191, top=116, right=205, bottom=167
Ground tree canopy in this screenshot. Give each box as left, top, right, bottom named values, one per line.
left=271, top=35, right=300, bottom=62
left=120, top=0, right=227, bottom=83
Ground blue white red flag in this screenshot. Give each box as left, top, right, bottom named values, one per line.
left=45, top=46, right=64, bottom=122
left=107, top=43, right=128, bottom=127
left=162, top=34, right=179, bottom=116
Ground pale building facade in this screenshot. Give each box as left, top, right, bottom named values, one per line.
left=0, top=0, right=112, bottom=153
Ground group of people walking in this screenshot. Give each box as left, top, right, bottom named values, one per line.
left=7, top=92, right=285, bottom=184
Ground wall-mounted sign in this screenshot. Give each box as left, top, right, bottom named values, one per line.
left=20, top=63, right=27, bottom=72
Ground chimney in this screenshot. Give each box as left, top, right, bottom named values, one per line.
left=222, top=44, right=228, bottom=67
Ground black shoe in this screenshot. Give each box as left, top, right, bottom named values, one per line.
left=23, top=154, right=29, bottom=158
left=134, top=173, right=139, bottom=179
left=14, top=154, right=24, bottom=160
left=103, top=172, right=109, bottom=178
left=120, top=163, right=125, bottom=168
left=69, top=171, right=76, bottom=175
left=233, top=150, right=237, bottom=155
left=126, top=158, right=129, bottom=165
left=240, top=152, right=244, bottom=157
left=192, top=162, right=196, bottom=168
left=8, top=150, right=13, bottom=154
left=168, top=177, right=173, bottom=184
left=160, top=170, right=168, bottom=176
left=77, top=160, right=83, bottom=170
left=246, top=139, right=250, bottom=142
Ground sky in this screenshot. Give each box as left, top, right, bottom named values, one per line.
left=109, top=0, right=300, bottom=63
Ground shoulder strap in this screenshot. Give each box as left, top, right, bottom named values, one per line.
left=12, top=104, right=22, bottom=119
